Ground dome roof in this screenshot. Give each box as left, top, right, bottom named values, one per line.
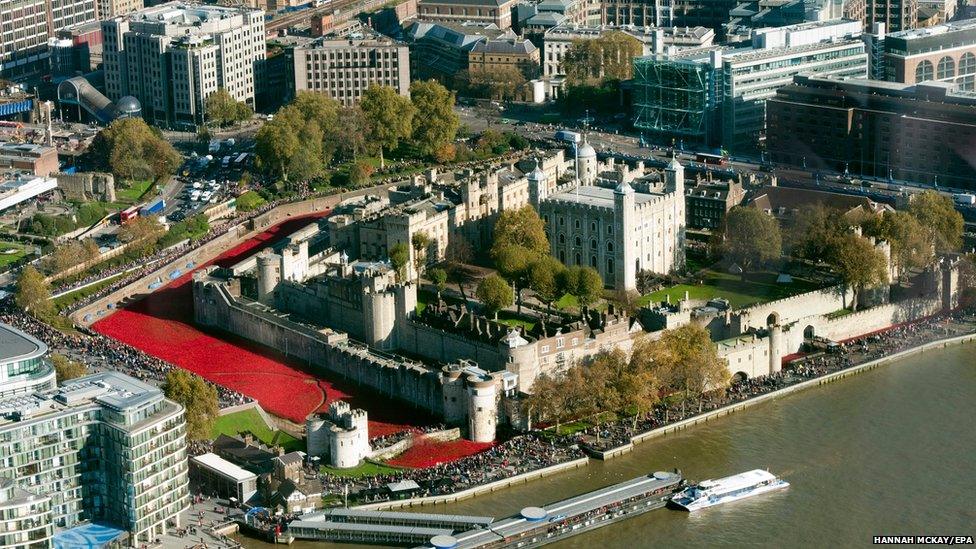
left=614, top=181, right=634, bottom=195
left=578, top=141, right=596, bottom=158
left=667, top=156, right=682, bottom=170
left=527, top=161, right=545, bottom=181
left=115, top=96, right=141, bottom=114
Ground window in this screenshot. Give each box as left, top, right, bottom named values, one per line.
left=915, top=59, right=934, bottom=82
left=937, top=56, right=955, bottom=80
left=607, top=258, right=614, bottom=274
left=574, top=236, right=581, bottom=246
left=961, top=53, right=976, bottom=75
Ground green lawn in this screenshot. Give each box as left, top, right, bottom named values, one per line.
left=827, top=308, right=854, bottom=319
left=321, top=460, right=403, bottom=478
left=212, top=408, right=303, bottom=452
left=52, top=273, right=127, bottom=311
left=115, top=180, right=155, bottom=204
left=0, top=241, right=28, bottom=268
left=638, top=269, right=821, bottom=310
left=496, top=310, right=535, bottom=331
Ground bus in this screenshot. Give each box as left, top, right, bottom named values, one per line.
left=119, top=206, right=140, bottom=223
left=695, top=153, right=728, bottom=167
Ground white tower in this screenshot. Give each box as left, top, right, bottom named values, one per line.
left=613, top=181, right=636, bottom=291
left=577, top=136, right=597, bottom=185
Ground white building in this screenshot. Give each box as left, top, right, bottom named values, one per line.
left=102, top=2, right=266, bottom=129
left=0, top=324, right=56, bottom=399
left=0, top=175, right=58, bottom=213
left=305, top=401, right=369, bottom=468
left=540, top=141, right=685, bottom=290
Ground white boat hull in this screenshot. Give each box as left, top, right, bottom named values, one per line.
left=673, top=479, right=789, bottom=511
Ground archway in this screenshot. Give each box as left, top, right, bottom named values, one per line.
left=804, top=324, right=816, bottom=339
left=766, top=312, right=780, bottom=326
left=732, top=371, right=749, bottom=383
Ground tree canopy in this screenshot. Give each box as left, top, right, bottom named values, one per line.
left=90, top=118, right=180, bottom=182
left=389, top=242, right=410, bottom=283
left=360, top=85, right=415, bottom=167
left=255, top=92, right=339, bottom=183
left=163, top=369, right=219, bottom=441
left=562, top=266, right=604, bottom=312
left=206, top=88, right=252, bottom=127
left=491, top=206, right=550, bottom=258
left=862, top=210, right=933, bottom=275
left=15, top=266, right=53, bottom=319
left=563, top=31, right=643, bottom=86
left=908, top=190, right=963, bottom=252
left=476, top=273, right=513, bottom=319
left=410, top=80, right=459, bottom=158
left=52, top=354, right=87, bottom=382
left=829, top=234, right=889, bottom=311
left=720, top=206, right=782, bottom=275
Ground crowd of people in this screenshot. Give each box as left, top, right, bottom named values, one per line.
left=328, top=433, right=584, bottom=504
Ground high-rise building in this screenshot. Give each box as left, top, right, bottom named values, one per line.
left=0, top=323, right=188, bottom=548
left=632, top=19, right=868, bottom=154
left=766, top=74, right=976, bottom=190
left=102, top=2, right=266, bottom=129
left=881, top=18, right=976, bottom=88
left=0, top=0, right=98, bottom=80
left=292, top=34, right=410, bottom=106
left=867, top=0, right=917, bottom=32
left=97, top=0, right=143, bottom=18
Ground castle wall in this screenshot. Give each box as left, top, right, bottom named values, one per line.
left=730, top=286, right=854, bottom=335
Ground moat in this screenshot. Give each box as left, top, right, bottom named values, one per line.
left=238, top=342, right=976, bottom=548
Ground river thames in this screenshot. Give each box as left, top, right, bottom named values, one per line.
left=239, top=343, right=976, bottom=548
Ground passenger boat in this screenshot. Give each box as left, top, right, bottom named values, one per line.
left=670, top=469, right=788, bottom=511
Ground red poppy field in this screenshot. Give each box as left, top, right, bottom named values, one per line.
left=387, top=435, right=496, bottom=469
left=91, top=214, right=425, bottom=435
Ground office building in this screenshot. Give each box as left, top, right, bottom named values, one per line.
left=102, top=2, right=266, bottom=130
left=632, top=19, right=868, bottom=154
left=882, top=18, right=976, bottom=88
left=97, top=0, right=143, bottom=18
left=0, top=0, right=98, bottom=80
left=0, top=323, right=188, bottom=547
left=766, top=74, right=976, bottom=190
left=0, top=143, right=59, bottom=177
left=404, top=21, right=507, bottom=82
left=292, top=35, right=410, bottom=106
left=417, top=0, right=518, bottom=29
left=867, top=0, right=916, bottom=33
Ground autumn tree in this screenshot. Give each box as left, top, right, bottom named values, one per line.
left=491, top=206, right=549, bottom=258
left=720, top=206, right=782, bottom=277
left=205, top=88, right=252, bottom=127
left=255, top=92, right=339, bottom=183
left=118, top=217, right=165, bottom=256
left=429, top=268, right=448, bottom=300
left=786, top=204, right=849, bottom=261
left=529, top=255, right=566, bottom=315
left=563, top=31, right=643, bottom=86
left=360, top=85, right=415, bottom=168
left=909, top=190, right=964, bottom=252
left=51, top=354, right=87, bottom=382
left=476, top=273, right=513, bottom=319
left=389, top=242, right=410, bottom=283
left=90, top=118, right=180, bottom=182
left=15, top=266, right=53, bottom=319
left=862, top=210, right=934, bottom=276
left=348, top=160, right=374, bottom=187
left=562, top=266, right=604, bottom=313
left=410, top=80, right=459, bottom=158
left=163, top=369, right=219, bottom=441
left=830, top=234, right=890, bottom=311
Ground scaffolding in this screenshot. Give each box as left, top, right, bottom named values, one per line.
left=632, top=55, right=718, bottom=146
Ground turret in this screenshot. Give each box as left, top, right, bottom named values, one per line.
left=577, top=135, right=597, bottom=185
left=466, top=375, right=497, bottom=443
left=614, top=181, right=636, bottom=291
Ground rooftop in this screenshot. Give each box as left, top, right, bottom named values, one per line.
left=192, top=452, right=258, bottom=482
left=0, top=323, right=45, bottom=363
left=887, top=17, right=976, bottom=40
left=545, top=185, right=660, bottom=208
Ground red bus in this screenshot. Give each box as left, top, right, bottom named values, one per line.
left=696, top=153, right=728, bottom=167
left=119, top=206, right=140, bottom=223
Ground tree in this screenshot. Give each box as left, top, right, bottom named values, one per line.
left=51, top=354, right=86, bottom=382
left=529, top=255, right=566, bottom=315
left=491, top=206, right=549, bottom=258
left=476, top=273, right=513, bottom=319
left=525, top=372, right=572, bottom=433
left=720, top=206, right=782, bottom=277
left=429, top=268, right=448, bottom=300
left=493, top=244, right=538, bottom=313
left=255, top=109, right=301, bottom=181
left=90, top=118, right=180, bottom=182
left=664, top=324, right=728, bottom=413
left=562, top=266, right=603, bottom=313
left=389, top=242, right=410, bottom=283
left=909, top=190, right=963, bottom=252
left=331, top=105, right=369, bottom=160
left=563, top=31, right=643, bottom=86
left=360, top=85, right=415, bottom=168
left=862, top=210, right=933, bottom=276
left=205, top=88, right=252, bottom=127
left=118, top=217, right=164, bottom=256
left=15, top=266, right=53, bottom=319
left=163, top=369, right=219, bottom=441
left=830, top=234, right=890, bottom=311
left=458, top=67, right=527, bottom=101
left=235, top=190, right=267, bottom=212
left=786, top=204, right=849, bottom=261
left=255, top=92, right=340, bottom=185
left=348, top=160, right=375, bottom=187
left=410, top=80, right=459, bottom=158
left=411, top=231, right=432, bottom=283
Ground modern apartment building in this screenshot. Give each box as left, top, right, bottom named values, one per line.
left=0, top=0, right=98, bottom=80
left=767, top=74, right=976, bottom=190
left=632, top=19, right=868, bottom=154
left=867, top=0, right=917, bottom=33
left=292, top=35, right=410, bottom=106
left=0, top=325, right=55, bottom=399
left=882, top=18, right=976, bottom=89
left=417, top=0, right=518, bottom=29
left=0, top=323, right=188, bottom=548
left=102, top=2, right=265, bottom=129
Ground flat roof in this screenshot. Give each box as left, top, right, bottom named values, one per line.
left=326, top=508, right=494, bottom=526
left=0, top=323, right=43, bottom=362
left=545, top=185, right=658, bottom=208
left=192, top=452, right=258, bottom=482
